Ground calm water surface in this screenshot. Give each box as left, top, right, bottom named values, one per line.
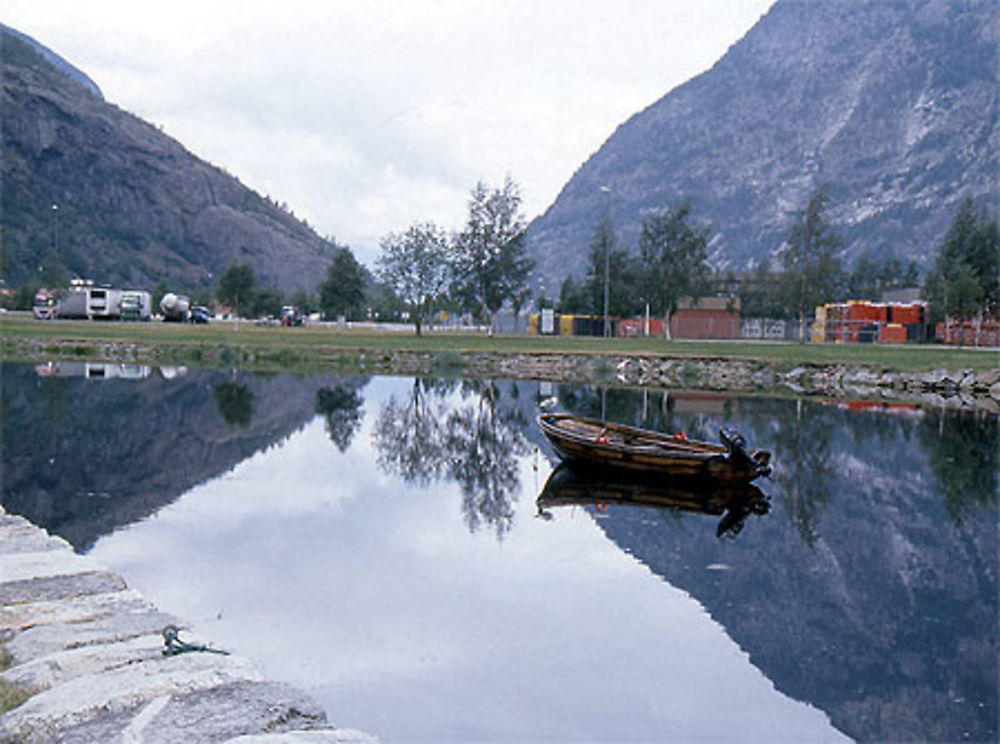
left=2, top=362, right=996, bottom=743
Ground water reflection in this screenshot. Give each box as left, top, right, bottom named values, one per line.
left=1, top=364, right=996, bottom=743
left=919, top=407, right=999, bottom=523
left=213, top=380, right=256, bottom=429
left=0, top=363, right=334, bottom=550
left=373, top=379, right=531, bottom=537
left=537, top=464, right=771, bottom=537
left=550, top=386, right=997, bottom=744
left=315, top=378, right=369, bottom=451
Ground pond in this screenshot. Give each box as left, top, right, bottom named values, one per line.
left=2, top=362, right=997, bottom=743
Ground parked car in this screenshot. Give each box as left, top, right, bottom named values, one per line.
left=190, top=305, right=212, bottom=324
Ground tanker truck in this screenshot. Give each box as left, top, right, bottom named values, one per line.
left=160, top=292, right=191, bottom=322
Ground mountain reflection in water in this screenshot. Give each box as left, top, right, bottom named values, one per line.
left=1, top=364, right=996, bottom=743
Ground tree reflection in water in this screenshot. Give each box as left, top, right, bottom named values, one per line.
left=373, top=379, right=531, bottom=538
left=315, top=377, right=370, bottom=452
left=373, top=378, right=452, bottom=485
left=213, top=380, right=255, bottom=429
left=920, top=408, right=999, bottom=525
left=766, top=399, right=837, bottom=547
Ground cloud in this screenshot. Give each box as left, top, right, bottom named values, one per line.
left=3, top=0, right=774, bottom=265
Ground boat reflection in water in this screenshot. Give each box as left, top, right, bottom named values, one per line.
left=536, top=463, right=771, bottom=538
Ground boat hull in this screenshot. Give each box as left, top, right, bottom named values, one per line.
left=538, top=413, right=770, bottom=482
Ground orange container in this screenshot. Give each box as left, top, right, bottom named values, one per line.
left=890, top=304, right=922, bottom=324
left=879, top=323, right=907, bottom=344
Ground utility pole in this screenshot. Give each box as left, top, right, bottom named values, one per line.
left=600, top=186, right=612, bottom=338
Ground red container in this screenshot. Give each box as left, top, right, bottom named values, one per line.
left=879, top=323, right=907, bottom=344
left=890, top=304, right=922, bottom=324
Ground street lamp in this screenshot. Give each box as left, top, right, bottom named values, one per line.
left=599, top=186, right=612, bottom=338
left=51, top=203, right=59, bottom=256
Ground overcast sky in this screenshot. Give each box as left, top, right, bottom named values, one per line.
left=4, top=1, right=774, bottom=265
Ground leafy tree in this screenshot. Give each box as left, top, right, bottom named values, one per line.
left=846, top=252, right=920, bottom=300
left=288, top=289, right=317, bottom=315
left=738, top=258, right=787, bottom=318
left=317, top=247, right=366, bottom=320
left=151, top=281, right=169, bottom=313
left=451, top=176, right=534, bottom=332
left=38, top=249, right=70, bottom=289
left=924, top=198, right=999, bottom=323
left=216, top=262, right=257, bottom=317
left=377, top=221, right=450, bottom=335
left=0, top=226, right=7, bottom=281
left=366, top=280, right=406, bottom=322
left=637, top=202, right=712, bottom=336
left=583, top=215, right=638, bottom=324
left=778, top=190, right=845, bottom=342
left=558, top=275, right=588, bottom=314
left=10, top=281, right=41, bottom=311
left=252, top=286, right=285, bottom=319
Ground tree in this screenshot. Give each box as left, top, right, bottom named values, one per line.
left=38, top=249, right=70, bottom=289
left=377, top=221, right=450, bottom=335
left=778, top=190, right=844, bottom=342
left=637, top=202, right=712, bottom=337
left=451, top=176, right=534, bottom=333
left=583, top=215, right=638, bottom=323
left=846, top=252, right=921, bottom=301
left=216, top=262, right=257, bottom=317
left=924, top=198, right=999, bottom=324
left=317, top=247, right=366, bottom=320
left=252, top=286, right=285, bottom=319
left=558, top=275, right=587, bottom=314
left=738, top=258, right=787, bottom=319
left=288, top=289, right=317, bottom=315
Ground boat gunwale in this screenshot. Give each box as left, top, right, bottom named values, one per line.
left=537, top=412, right=727, bottom=458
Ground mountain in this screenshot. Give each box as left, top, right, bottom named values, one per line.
left=0, top=25, right=335, bottom=293
left=526, top=0, right=1000, bottom=295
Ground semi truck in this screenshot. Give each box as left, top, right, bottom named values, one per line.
left=160, top=292, right=191, bottom=322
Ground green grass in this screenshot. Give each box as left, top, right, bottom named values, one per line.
left=1, top=313, right=997, bottom=373
left=0, top=646, right=35, bottom=713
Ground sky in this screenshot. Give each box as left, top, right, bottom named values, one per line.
left=3, top=1, right=774, bottom=266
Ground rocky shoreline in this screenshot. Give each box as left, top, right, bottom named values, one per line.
left=0, top=507, right=376, bottom=743
left=4, top=337, right=999, bottom=412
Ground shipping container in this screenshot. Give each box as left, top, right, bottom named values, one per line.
left=879, top=323, right=907, bottom=344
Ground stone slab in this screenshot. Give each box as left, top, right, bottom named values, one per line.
left=0, top=506, right=377, bottom=742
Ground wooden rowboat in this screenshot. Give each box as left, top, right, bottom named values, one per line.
left=537, top=412, right=772, bottom=482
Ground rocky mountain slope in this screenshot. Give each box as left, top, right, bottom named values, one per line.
left=526, top=0, right=999, bottom=294
left=1, top=25, right=335, bottom=293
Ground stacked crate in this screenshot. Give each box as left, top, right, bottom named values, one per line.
left=813, top=301, right=930, bottom=344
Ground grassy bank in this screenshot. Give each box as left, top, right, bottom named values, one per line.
left=1, top=313, right=997, bottom=373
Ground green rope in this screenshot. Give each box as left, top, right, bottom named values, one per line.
left=161, top=625, right=230, bottom=656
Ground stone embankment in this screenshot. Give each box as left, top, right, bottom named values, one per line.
left=0, top=507, right=376, bottom=744
left=609, top=358, right=1000, bottom=412
left=5, top=335, right=999, bottom=411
